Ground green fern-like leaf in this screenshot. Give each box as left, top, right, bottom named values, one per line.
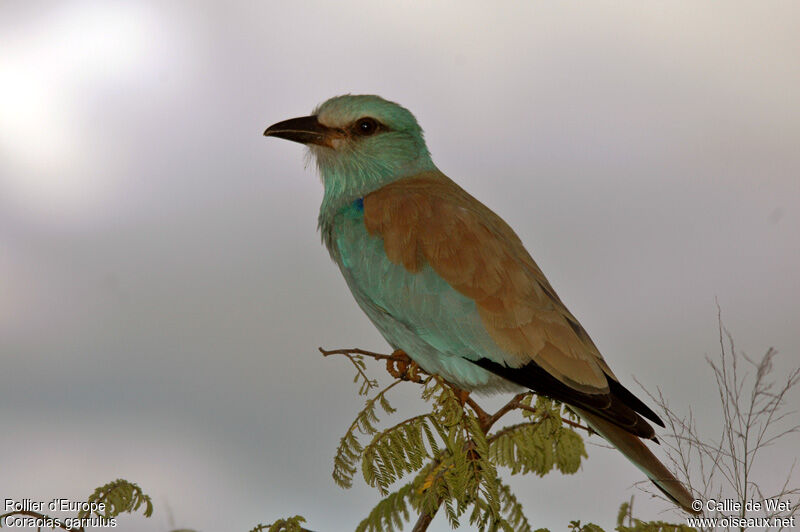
left=348, top=354, right=379, bottom=395
left=554, top=426, right=585, bottom=474
left=78, top=479, right=153, bottom=520
left=417, top=389, right=509, bottom=530
left=568, top=521, right=606, bottom=532
left=333, top=380, right=401, bottom=488
left=424, top=378, right=464, bottom=428
left=497, top=480, right=532, bottom=532
left=463, top=413, right=501, bottom=522
left=470, top=495, right=515, bottom=532
left=362, top=414, right=436, bottom=494
left=355, top=482, right=415, bottom=532
left=617, top=500, right=632, bottom=528
left=489, top=414, right=586, bottom=477
left=249, top=515, right=307, bottom=532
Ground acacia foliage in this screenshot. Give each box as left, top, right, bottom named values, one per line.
left=331, top=355, right=588, bottom=532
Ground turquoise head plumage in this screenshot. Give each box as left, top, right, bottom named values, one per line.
left=265, top=95, right=436, bottom=218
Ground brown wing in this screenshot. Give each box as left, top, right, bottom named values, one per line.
left=364, top=171, right=616, bottom=390
left=363, top=170, right=663, bottom=438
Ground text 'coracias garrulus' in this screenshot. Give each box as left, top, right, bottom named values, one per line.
left=264, top=94, right=697, bottom=514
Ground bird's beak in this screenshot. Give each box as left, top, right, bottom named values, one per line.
left=263, top=115, right=335, bottom=147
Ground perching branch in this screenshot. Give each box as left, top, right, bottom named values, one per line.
left=320, top=346, right=591, bottom=531
left=319, top=346, right=591, bottom=435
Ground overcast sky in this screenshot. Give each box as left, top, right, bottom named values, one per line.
left=1, top=2, right=799, bottom=531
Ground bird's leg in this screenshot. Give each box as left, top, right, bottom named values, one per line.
left=385, top=349, right=423, bottom=383
left=437, top=379, right=495, bottom=430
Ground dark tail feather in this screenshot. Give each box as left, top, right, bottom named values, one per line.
left=571, top=406, right=700, bottom=515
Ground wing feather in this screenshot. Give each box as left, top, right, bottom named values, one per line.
left=364, top=171, right=613, bottom=392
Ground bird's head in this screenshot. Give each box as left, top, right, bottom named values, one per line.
left=264, top=95, right=435, bottom=199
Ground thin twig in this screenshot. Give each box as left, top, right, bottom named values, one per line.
left=411, top=506, right=438, bottom=532
left=514, top=403, right=592, bottom=434
left=319, top=346, right=398, bottom=361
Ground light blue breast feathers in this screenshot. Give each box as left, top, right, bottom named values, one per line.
left=330, top=200, right=520, bottom=393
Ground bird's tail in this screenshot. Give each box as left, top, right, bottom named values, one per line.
left=571, top=406, right=700, bottom=515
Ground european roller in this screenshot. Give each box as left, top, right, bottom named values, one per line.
left=264, top=95, right=697, bottom=514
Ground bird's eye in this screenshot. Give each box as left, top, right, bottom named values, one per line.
left=354, top=117, right=379, bottom=136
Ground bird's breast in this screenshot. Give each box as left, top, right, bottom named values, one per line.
left=321, top=200, right=521, bottom=393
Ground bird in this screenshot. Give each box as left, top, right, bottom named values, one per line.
left=263, top=94, right=697, bottom=514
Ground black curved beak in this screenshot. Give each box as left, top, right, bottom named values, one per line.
left=263, top=115, right=333, bottom=146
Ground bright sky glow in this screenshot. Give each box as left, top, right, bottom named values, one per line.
left=0, top=3, right=158, bottom=222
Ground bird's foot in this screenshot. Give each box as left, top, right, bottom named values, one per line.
left=386, top=349, right=423, bottom=382
left=389, top=349, right=412, bottom=362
